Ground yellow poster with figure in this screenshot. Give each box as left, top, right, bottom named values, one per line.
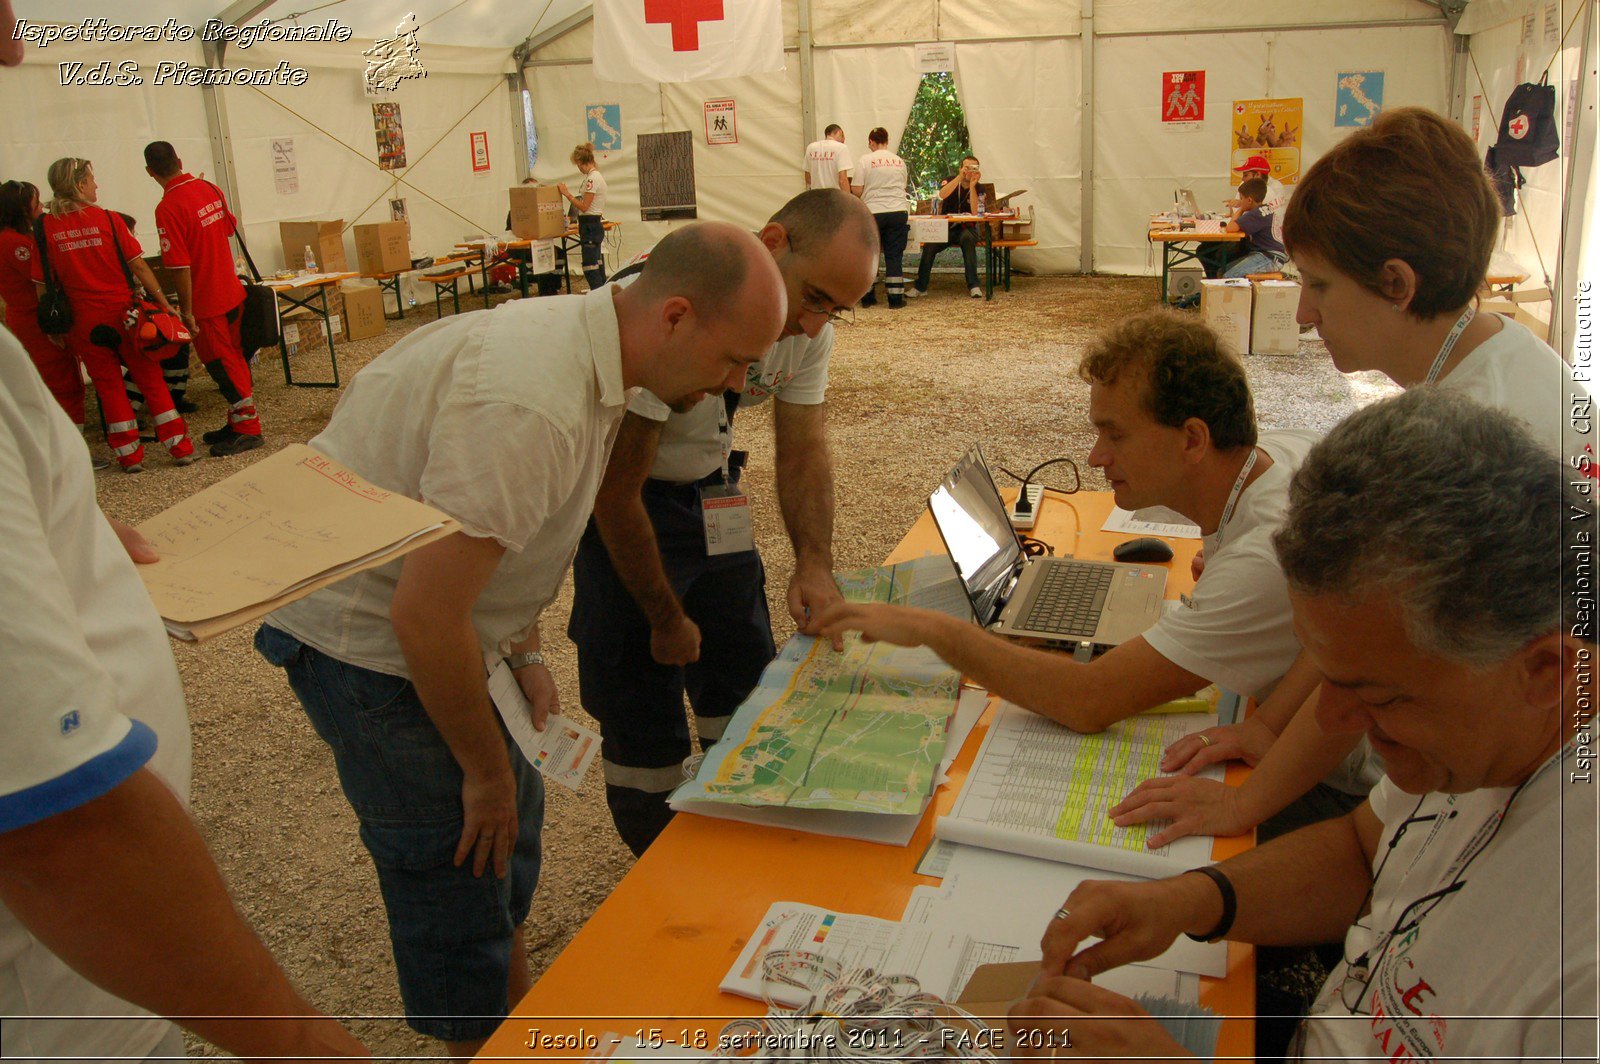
left=1230, top=97, right=1303, bottom=184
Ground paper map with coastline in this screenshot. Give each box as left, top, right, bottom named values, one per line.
left=676, top=556, right=964, bottom=815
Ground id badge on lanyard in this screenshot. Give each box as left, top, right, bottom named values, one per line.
left=700, top=393, right=754, bottom=555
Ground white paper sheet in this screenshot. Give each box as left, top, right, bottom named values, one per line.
left=486, top=658, right=601, bottom=791
left=1102, top=505, right=1203, bottom=539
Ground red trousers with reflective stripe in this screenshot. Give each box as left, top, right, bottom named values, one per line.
left=4, top=315, right=85, bottom=425
left=70, top=302, right=194, bottom=468
left=194, top=303, right=259, bottom=435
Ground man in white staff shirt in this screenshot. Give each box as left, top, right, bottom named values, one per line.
left=804, top=124, right=853, bottom=192
left=1007, top=388, right=1597, bottom=1062
left=255, top=222, right=786, bottom=1055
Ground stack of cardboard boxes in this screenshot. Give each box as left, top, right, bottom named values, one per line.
left=276, top=219, right=402, bottom=348
left=1199, top=278, right=1302, bottom=356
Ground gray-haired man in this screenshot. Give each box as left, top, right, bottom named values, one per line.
left=1007, top=388, right=1597, bottom=1061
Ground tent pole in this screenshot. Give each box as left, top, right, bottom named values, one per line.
left=1448, top=32, right=1470, bottom=123
left=1080, top=0, right=1095, bottom=275
left=509, top=50, right=532, bottom=183
left=1556, top=0, right=1597, bottom=361
left=203, top=0, right=276, bottom=226
left=798, top=0, right=817, bottom=149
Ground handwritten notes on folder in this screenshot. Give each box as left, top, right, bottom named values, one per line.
left=137, top=444, right=458, bottom=641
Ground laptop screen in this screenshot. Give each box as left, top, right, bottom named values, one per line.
left=928, top=444, right=1025, bottom=625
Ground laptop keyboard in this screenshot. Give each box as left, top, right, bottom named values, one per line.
left=1020, top=563, right=1114, bottom=637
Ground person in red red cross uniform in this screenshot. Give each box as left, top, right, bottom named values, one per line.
left=145, top=141, right=263, bottom=457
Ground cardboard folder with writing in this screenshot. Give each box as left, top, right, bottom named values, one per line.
left=137, top=444, right=459, bottom=642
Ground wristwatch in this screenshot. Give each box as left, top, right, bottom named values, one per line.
left=505, top=650, right=546, bottom=671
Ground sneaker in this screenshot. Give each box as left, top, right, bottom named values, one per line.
left=173, top=453, right=197, bottom=467
left=210, top=432, right=264, bottom=458
left=970, top=287, right=983, bottom=299
left=90, top=455, right=111, bottom=471
left=122, top=462, right=144, bottom=475
left=175, top=397, right=200, bottom=414
left=202, top=424, right=235, bottom=445
left=904, top=287, right=923, bottom=298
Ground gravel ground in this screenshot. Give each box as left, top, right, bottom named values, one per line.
left=88, top=273, right=1397, bottom=1058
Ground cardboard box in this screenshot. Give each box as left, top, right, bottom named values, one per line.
left=342, top=285, right=387, bottom=341
left=279, top=220, right=348, bottom=273
left=508, top=185, right=565, bottom=240
left=1250, top=279, right=1301, bottom=355
left=1199, top=278, right=1252, bottom=355
left=280, top=294, right=343, bottom=353
left=352, top=221, right=411, bottom=276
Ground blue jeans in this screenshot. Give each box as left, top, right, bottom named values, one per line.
left=254, top=625, right=543, bottom=1042
left=1223, top=250, right=1286, bottom=278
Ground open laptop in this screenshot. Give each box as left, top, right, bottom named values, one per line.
left=1174, top=187, right=1200, bottom=217
left=928, top=445, right=1167, bottom=649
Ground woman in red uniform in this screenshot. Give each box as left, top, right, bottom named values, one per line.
left=0, top=180, right=83, bottom=427
left=32, top=158, right=193, bottom=471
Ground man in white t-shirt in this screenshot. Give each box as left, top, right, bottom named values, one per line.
left=1010, top=388, right=1596, bottom=1063
left=851, top=126, right=912, bottom=308
left=0, top=333, right=365, bottom=1062
left=819, top=310, right=1315, bottom=732
left=568, top=189, right=879, bottom=855
left=804, top=124, right=853, bottom=192
left=256, top=223, right=786, bottom=1053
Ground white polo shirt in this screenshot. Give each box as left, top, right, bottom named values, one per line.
left=579, top=169, right=607, bottom=217
left=856, top=149, right=911, bottom=214
left=1142, top=429, right=1320, bottom=701
left=0, top=332, right=189, bottom=1061
left=631, top=327, right=834, bottom=483
left=269, top=288, right=634, bottom=675
left=805, top=138, right=853, bottom=189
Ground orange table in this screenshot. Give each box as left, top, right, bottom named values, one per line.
left=1149, top=223, right=1245, bottom=306
left=480, top=490, right=1254, bottom=1059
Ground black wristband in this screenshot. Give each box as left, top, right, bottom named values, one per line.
left=1185, top=865, right=1238, bottom=943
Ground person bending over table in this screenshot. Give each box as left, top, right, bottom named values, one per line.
left=1220, top=175, right=1287, bottom=278
left=1007, top=388, right=1595, bottom=1062
left=254, top=223, right=786, bottom=1056
left=570, top=189, right=878, bottom=856
left=818, top=308, right=1319, bottom=733
left=1113, top=107, right=1597, bottom=854
left=910, top=155, right=984, bottom=299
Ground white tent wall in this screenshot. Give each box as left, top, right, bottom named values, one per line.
left=225, top=40, right=516, bottom=275
left=525, top=0, right=1455, bottom=275
left=3, top=38, right=213, bottom=242
left=1095, top=25, right=1452, bottom=275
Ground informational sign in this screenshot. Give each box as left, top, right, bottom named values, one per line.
left=704, top=97, right=738, bottom=145
left=586, top=104, right=622, bottom=152
left=1546, top=0, right=1562, bottom=43
left=1161, top=70, right=1205, bottom=123
left=372, top=102, right=406, bottom=170
left=1231, top=97, right=1303, bottom=184
left=1522, top=9, right=1536, bottom=45
left=1334, top=71, right=1384, bottom=127
left=915, top=42, right=955, bottom=74
left=389, top=197, right=409, bottom=238
left=470, top=130, right=490, bottom=173
left=271, top=137, right=298, bottom=195
left=637, top=130, right=696, bottom=221
left=1472, top=94, right=1484, bottom=141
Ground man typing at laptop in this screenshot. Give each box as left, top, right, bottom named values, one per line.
left=817, top=310, right=1317, bottom=732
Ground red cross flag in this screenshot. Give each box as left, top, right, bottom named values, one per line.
left=594, top=0, right=783, bottom=84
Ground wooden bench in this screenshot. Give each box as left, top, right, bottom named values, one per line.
left=420, top=269, right=475, bottom=319
left=988, top=239, right=1038, bottom=292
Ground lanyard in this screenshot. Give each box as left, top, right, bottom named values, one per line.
left=717, top=393, right=733, bottom=481
left=1422, top=305, right=1477, bottom=385
left=1215, top=448, right=1259, bottom=544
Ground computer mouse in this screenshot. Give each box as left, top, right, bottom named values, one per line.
left=1113, top=536, right=1174, bottom=564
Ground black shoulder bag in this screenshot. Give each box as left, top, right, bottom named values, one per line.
left=201, top=180, right=279, bottom=356
left=31, top=217, right=73, bottom=335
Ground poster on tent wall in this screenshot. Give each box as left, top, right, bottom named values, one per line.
left=916, top=43, right=956, bottom=75
left=1335, top=72, right=1384, bottom=128
left=1472, top=95, right=1484, bottom=141
left=272, top=138, right=298, bottom=195
left=470, top=132, right=490, bottom=173
left=1161, top=71, right=1205, bottom=123
left=1231, top=98, right=1302, bottom=184
left=587, top=105, right=623, bottom=152
left=637, top=131, right=697, bottom=221
left=390, top=198, right=410, bottom=239
left=593, top=0, right=782, bottom=84
left=373, top=103, right=406, bottom=170
left=704, top=99, right=738, bottom=145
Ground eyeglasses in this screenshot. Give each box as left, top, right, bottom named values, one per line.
left=797, top=294, right=854, bottom=327
left=1337, top=879, right=1466, bottom=1014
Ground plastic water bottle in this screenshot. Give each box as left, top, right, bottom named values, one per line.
left=303, top=244, right=317, bottom=274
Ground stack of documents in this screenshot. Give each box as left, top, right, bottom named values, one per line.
left=136, top=444, right=458, bottom=641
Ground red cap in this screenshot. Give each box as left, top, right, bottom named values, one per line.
left=1233, top=154, right=1271, bottom=174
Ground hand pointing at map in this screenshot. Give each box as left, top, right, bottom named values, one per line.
left=815, top=602, right=955, bottom=651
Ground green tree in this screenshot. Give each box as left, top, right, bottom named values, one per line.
left=897, top=73, right=973, bottom=199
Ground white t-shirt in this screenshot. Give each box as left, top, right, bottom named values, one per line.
left=805, top=138, right=853, bottom=189
left=1300, top=744, right=1594, bottom=1060
left=1259, top=175, right=1288, bottom=245
left=0, top=332, right=189, bottom=1061
left=1142, top=429, right=1319, bottom=701
left=855, top=149, right=911, bottom=214
left=579, top=169, right=607, bottom=217
left=269, top=288, right=634, bottom=675
left=631, top=327, right=834, bottom=483
left=1440, top=313, right=1595, bottom=475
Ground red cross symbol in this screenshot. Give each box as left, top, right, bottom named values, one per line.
left=644, top=0, right=724, bottom=51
